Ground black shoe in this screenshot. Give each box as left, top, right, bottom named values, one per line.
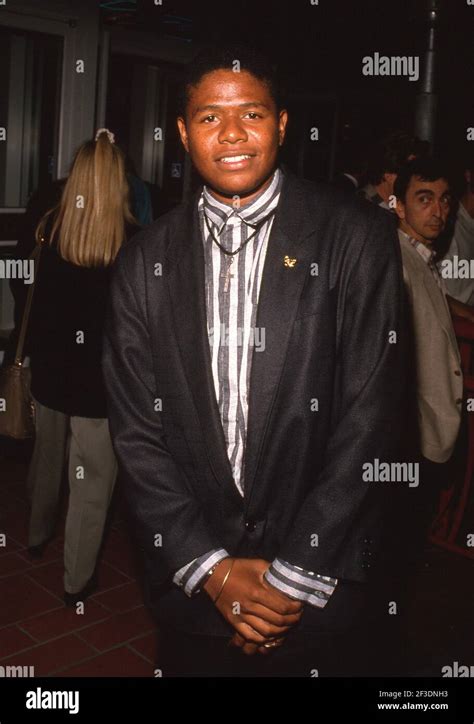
left=64, top=575, right=98, bottom=607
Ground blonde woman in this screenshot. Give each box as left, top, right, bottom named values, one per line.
left=10, top=130, right=139, bottom=605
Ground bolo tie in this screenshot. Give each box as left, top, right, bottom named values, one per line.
left=203, top=208, right=277, bottom=292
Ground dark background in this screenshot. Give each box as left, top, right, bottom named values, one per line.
left=103, top=0, right=474, bottom=178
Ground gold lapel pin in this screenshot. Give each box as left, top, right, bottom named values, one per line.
left=283, top=255, right=297, bottom=268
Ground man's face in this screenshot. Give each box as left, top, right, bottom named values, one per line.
left=177, top=69, right=287, bottom=204
left=396, top=176, right=451, bottom=244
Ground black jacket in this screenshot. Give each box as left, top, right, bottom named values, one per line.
left=8, top=181, right=139, bottom=417
left=103, top=171, right=408, bottom=635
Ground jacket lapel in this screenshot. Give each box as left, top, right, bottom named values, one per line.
left=166, top=196, right=235, bottom=491
left=166, top=173, right=318, bottom=501
left=242, top=177, right=318, bottom=507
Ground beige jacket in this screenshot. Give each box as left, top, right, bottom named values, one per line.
left=399, top=230, right=463, bottom=463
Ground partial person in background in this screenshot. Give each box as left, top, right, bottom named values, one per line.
left=360, top=130, right=429, bottom=212
left=388, top=159, right=465, bottom=672
left=437, top=155, right=474, bottom=313
left=8, top=129, right=139, bottom=606
left=395, top=158, right=462, bottom=466
left=394, top=158, right=462, bottom=560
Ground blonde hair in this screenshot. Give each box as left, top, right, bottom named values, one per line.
left=35, top=132, right=136, bottom=268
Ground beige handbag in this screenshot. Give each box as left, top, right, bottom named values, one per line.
left=0, top=244, right=42, bottom=439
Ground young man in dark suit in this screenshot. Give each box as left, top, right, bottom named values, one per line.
left=103, top=46, right=407, bottom=676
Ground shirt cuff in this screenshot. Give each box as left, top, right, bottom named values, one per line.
left=264, top=558, right=338, bottom=609
left=173, top=548, right=230, bottom=597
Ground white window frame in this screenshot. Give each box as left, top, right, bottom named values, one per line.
left=0, top=0, right=99, bottom=210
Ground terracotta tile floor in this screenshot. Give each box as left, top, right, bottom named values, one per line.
left=1, top=440, right=474, bottom=677
left=0, top=442, right=158, bottom=677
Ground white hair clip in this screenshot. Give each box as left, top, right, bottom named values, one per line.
left=95, top=128, right=115, bottom=144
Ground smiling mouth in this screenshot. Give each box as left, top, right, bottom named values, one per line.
left=216, top=154, right=254, bottom=164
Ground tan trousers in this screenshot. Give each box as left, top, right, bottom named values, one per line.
left=27, top=397, right=117, bottom=593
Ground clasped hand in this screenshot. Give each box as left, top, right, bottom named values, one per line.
left=203, top=558, right=303, bottom=656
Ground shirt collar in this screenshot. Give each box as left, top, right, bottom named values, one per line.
left=201, top=167, right=282, bottom=234
left=398, top=228, right=436, bottom=264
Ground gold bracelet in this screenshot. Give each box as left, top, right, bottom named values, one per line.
left=213, top=559, right=235, bottom=603
left=206, top=560, right=223, bottom=581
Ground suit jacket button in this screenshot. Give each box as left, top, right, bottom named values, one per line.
left=456, top=398, right=463, bottom=404
left=245, top=520, right=256, bottom=532
left=454, top=370, right=461, bottom=376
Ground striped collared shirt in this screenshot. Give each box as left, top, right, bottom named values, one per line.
left=201, top=168, right=282, bottom=495
left=398, top=228, right=445, bottom=291
left=173, top=168, right=337, bottom=608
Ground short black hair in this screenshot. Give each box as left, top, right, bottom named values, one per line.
left=394, top=157, right=451, bottom=202
left=366, top=130, right=430, bottom=186
left=178, top=43, right=281, bottom=117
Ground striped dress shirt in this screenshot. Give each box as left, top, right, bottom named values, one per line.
left=398, top=229, right=446, bottom=291
left=173, top=168, right=337, bottom=608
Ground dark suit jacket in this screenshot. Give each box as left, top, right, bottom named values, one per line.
left=103, top=171, right=408, bottom=636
